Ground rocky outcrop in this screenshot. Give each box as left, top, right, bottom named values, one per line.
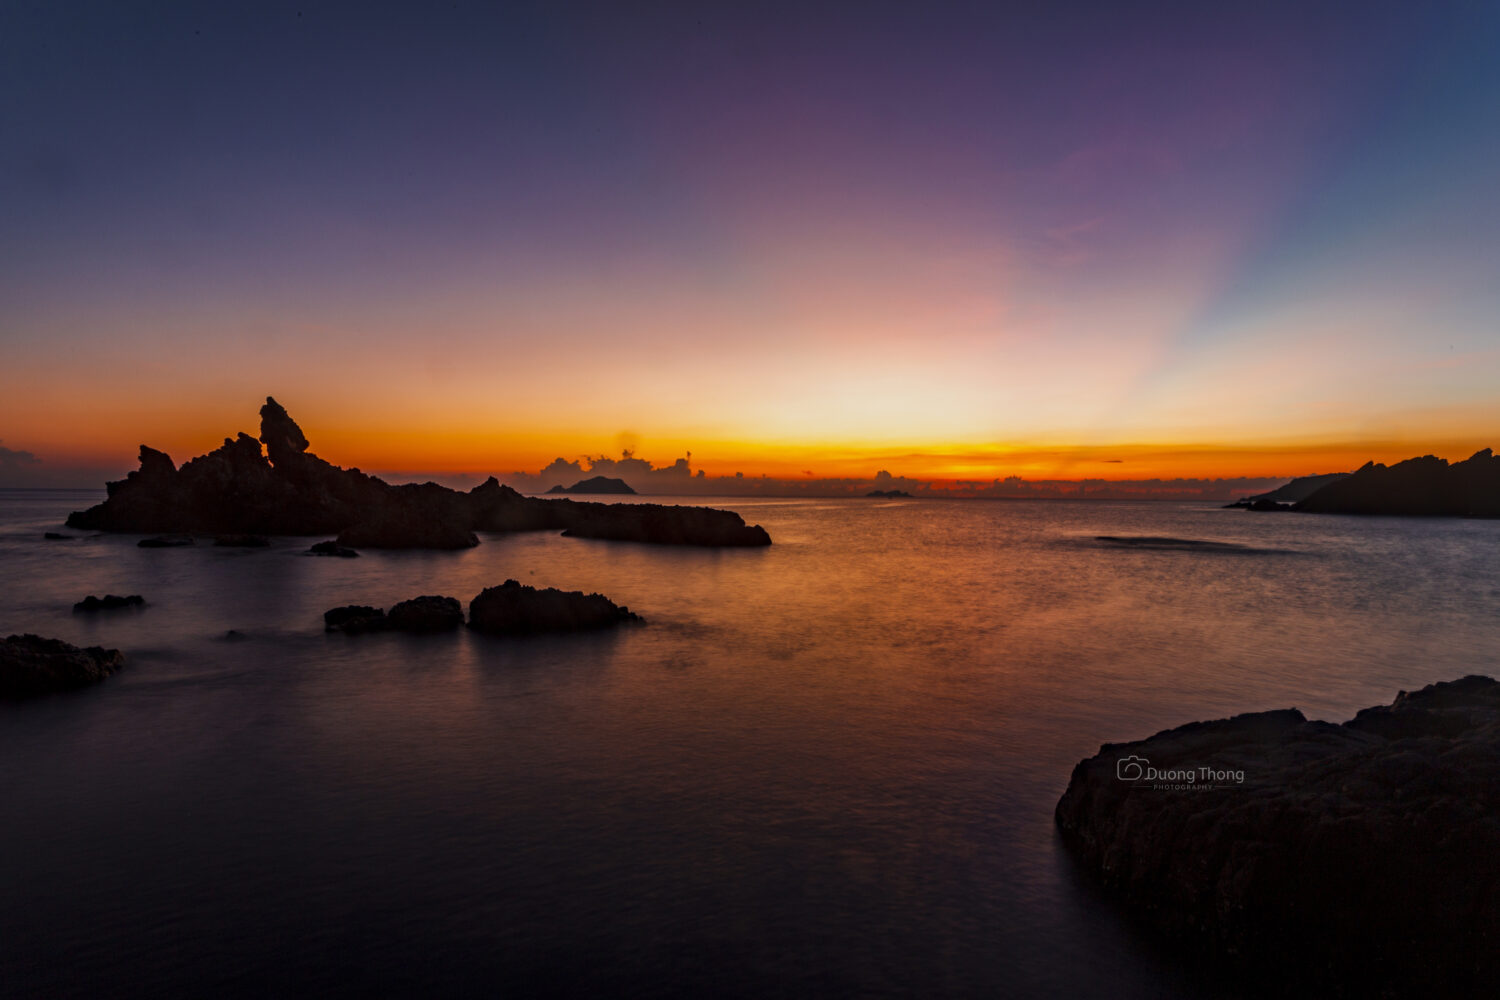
left=67, top=399, right=771, bottom=548
left=555, top=500, right=771, bottom=546
left=73, top=594, right=144, bottom=612
left=323, top=605, right=388, bottom=634
left=386, top=595, right=464, bottom=632
left=1, top=633, right=126, bottom=697
left=1291, top=450, right=1500, bottom=517
left=468, top=580, right=641, bottom=634
left=1055, top=676, right=1500, bottom=996
left=547, top=476, right=636, bottom=495
left=308, top=541, right=359, bottom=557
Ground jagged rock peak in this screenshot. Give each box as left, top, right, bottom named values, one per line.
left=259, top=396, right=310, bottom=462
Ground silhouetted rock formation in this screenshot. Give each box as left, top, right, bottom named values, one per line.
left=1055, top=676, right=1500, bottom=996
left=866, top=489, right=912, bottom=498
left=67, top=399, right=771, bottom=549
left=468, top=580, right=641, bottom=634
left=1224, top=471, right=1350, bottom=508
left=308, top=541, right=359, bottom=558
left=386, top=595, right=464, bottom=632
left=43, top=532, right=72, bottom=540
left=547, top=476, right=636, bottom=495
left=323, top=605, right=387, bottom=634
left=1, top=634, right=125, bottom=697
left=1292, top=449, right=1500, bottom=517
left=73, top=594, right=144, bottom=612
left=557, top=500, right=771, bottom=546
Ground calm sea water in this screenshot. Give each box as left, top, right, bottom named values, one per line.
left=3, top=489, right=1498, bottom=998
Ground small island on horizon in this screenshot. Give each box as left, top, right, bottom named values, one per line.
left=547, top=476, right=637, bottom=495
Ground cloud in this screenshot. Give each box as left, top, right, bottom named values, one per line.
left=0, top=441, right=41, bottom=473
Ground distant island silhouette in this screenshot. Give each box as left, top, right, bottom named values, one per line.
left=547, top=476, right=636, bottom=495
left=1229, top=450, right=1499, bottom=517
left=66, top=398, right=770, bottom=548
left=865, top=489, right=912, bottom=498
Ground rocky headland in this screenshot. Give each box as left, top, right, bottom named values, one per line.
left=1055, top=676, right=1500, bottom=995
left=1230, top=450, right=1498, bottom=517
left=67, top=398, right=770, bottom=548
left=1, top=634, right=126, bottom=697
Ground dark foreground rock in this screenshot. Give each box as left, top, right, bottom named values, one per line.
left=73, top=594, right=145, bottom=612
left=67, top=398, right=770, bottom=548
left=547, top=476, right=636, bottom=495
left=43, top=532, right=72, bottom=540
left=468, top=580, right=641, bottom=634
left=1055, top=676, right=1500, bottom=996
left=386, top=595, right=464, bottom=632
left=1, top=634, right=126, bottom=697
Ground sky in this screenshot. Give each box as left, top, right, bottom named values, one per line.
left=2, top=0, right=1497, bottom=488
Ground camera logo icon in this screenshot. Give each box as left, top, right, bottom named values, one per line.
left=1116, top=755, right=1148, bottom=781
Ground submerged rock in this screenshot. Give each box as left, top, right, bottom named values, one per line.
left=468, top=579, right=641, bottom=634
left=66, top=399, right=772, bottom=549
left=138, top=535, right=194, bottom=548
left=307, top=540, right=359, bottom=558
left=214, top=534, right=270, bottom=547
left=73, top=594, right=145, bottom=612
left=1, top=633, right=125, bottom=697
left=323, top=605, right=387, bottom=634
left=43, top=532, right=72, bottom=540
left=1055, top=676, right=1500, bottom=995
left=386, top=595, right=464, bottom=632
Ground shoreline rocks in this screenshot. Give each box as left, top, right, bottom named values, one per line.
left=67, top=398, right=771, bottom=549
left=1055, top=676, right=1500, bottom=995
left=1, top=634, right=126, bottom=697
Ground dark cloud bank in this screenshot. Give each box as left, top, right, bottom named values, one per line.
left=380, top=451, right=1298, bottom=502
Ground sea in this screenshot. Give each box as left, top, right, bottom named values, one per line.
left=3, top=489, right=1498, bottom=998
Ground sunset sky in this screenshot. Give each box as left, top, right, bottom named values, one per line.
left=3, top=0, right=1497, bottom=487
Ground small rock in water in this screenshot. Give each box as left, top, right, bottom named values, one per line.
left=386, top=595, right=464, bottom=633
left=468, top=579, right=641, bottom=635
left=43, top=531, right=73, bottom=540
left=323, top=605, right=387, bottom=634
left=214, top=534, right=270, bottom=547
left=308, top=540, right=359, bottom=558
left=73, top=594, right=145, bottom=612
left=138, top=535, right=194, bottom=548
